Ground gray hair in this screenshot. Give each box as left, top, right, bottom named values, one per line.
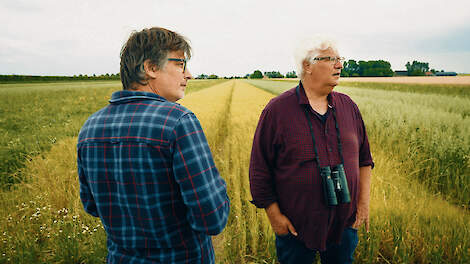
left=294, top=36, right=338, bottom=80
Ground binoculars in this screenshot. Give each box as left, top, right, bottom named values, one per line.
left=320, top=164, right=351, bottom=206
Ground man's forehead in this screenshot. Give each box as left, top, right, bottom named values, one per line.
left=168, top=50, right=186, bottom=58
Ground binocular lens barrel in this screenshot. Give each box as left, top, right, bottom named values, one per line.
left=320, top=164, right=351, bottom=206
left=320, top=167, right=338, bottom=206
left=335, top=164, right=351, bottom=204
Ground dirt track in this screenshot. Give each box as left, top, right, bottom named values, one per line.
left=340, top=76, right=470, bottom=85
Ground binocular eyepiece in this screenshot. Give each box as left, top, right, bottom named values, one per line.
left=320, top=164, right=351, bottom=206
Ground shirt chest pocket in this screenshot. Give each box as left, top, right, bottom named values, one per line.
left=276, top=128, right=318, bottom=187
left=283, top=127, right=316, bottom=162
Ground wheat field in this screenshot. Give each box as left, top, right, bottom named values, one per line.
left=0, top=79, right=469, bottom=263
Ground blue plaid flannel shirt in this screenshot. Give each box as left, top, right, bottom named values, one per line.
left=77, top=90, right=230, bottom=263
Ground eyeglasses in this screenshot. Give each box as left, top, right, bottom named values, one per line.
left=167, top=58, right=187, bottom=73
left=313, top=56, right=345, bottom=65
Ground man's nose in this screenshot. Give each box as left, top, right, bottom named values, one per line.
left=185, top=69, right=193, bottom=79
left=335, top=60, right=343, bottom=69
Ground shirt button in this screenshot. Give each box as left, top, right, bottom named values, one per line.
left=328, top=148, right=332, bottom=152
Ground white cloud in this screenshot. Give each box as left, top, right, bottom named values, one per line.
left=1, top=0, right=469, bottom=76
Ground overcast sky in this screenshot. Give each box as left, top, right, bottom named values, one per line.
left=1, top=0, right=470, bottom=77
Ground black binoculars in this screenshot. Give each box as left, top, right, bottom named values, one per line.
left=320, top=164, right=351, bottom=206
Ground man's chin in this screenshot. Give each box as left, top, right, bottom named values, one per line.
left=175, top=93, right=184, bottom=102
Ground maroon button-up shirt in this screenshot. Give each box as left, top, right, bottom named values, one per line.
left=249, top=82, right=373, bottom=251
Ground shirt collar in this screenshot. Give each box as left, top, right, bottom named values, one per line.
left=109, top=90, right=167, bottom=104
left=297, top=81, right=336, bottom=109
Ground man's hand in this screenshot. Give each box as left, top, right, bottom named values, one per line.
left=352, top=202, right=369, bottom=232
left=265, top=202, right=298, bottom=236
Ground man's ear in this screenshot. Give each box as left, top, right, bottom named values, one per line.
left=303, top=60, right=311, bottom=74
left=144, top=60, right=158, bottom=79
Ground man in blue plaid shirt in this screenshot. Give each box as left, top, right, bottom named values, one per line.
left=77, top=27, right=230, bottom=263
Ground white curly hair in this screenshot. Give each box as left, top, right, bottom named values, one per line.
left=294, top=35, right=339, bottom=80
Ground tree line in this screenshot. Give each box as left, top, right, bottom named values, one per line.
left=2, top=60, right=450, bottom=82
left=197, top=60, right=443, bottom=79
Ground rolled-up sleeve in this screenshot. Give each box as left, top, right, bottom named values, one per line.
left=172, top=113, right=230, bottom=235
left=354, top=105, right=374, bottom=169
left=249, top=107, right=279, bottom=208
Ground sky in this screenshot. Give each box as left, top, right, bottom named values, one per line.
left=1, top=0, right=470, bottom=77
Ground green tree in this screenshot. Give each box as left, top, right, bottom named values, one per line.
left=196, top=74, right=208, bottom=79
left=406, top=61, right=429, bottom=76
left=285, top=71, right=297, bottom=78
left=264, top=71, right=284, bottom=78
left=342, top=60, right=360, bottom=77
left=250, top=70, right=263, bottom=79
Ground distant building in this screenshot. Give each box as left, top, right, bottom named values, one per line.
left=394, top=70, right=408, bottom=76
left=435, top=71, right=457, bottom=76
left=425, top=71, right=434, bottom=76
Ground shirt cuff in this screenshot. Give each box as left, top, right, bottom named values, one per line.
left=250, top=199, right=276, bottom=209
left=359, top=160, right=374, bottom=169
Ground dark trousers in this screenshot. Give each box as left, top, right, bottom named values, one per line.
left=275, top=227, right=358, bottom=264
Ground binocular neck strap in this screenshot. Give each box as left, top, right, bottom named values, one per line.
left=295, top=86, right=345, bottom=168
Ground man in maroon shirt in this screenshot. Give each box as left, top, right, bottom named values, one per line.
left=249, top=37, right=374, bottom=264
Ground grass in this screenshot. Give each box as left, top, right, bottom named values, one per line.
left=252, top=78, right=470, bottom=98
left=339, top=81, right=470, bottom=98
left=1, top=79, right=469, bottom=263
left=0, top=138, right=108, bottom=263
left=246, top=79, right=470, bottom=208
left=243, top=80, right=470, bottom=262
left=0, top=79, right=228, bottom=263
left=0, top=79, right=227, bottom=188
left=216, top=81, right=277, bottom=263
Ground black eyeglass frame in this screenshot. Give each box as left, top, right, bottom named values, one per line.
left=167, top=58, right=187, bottom=73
